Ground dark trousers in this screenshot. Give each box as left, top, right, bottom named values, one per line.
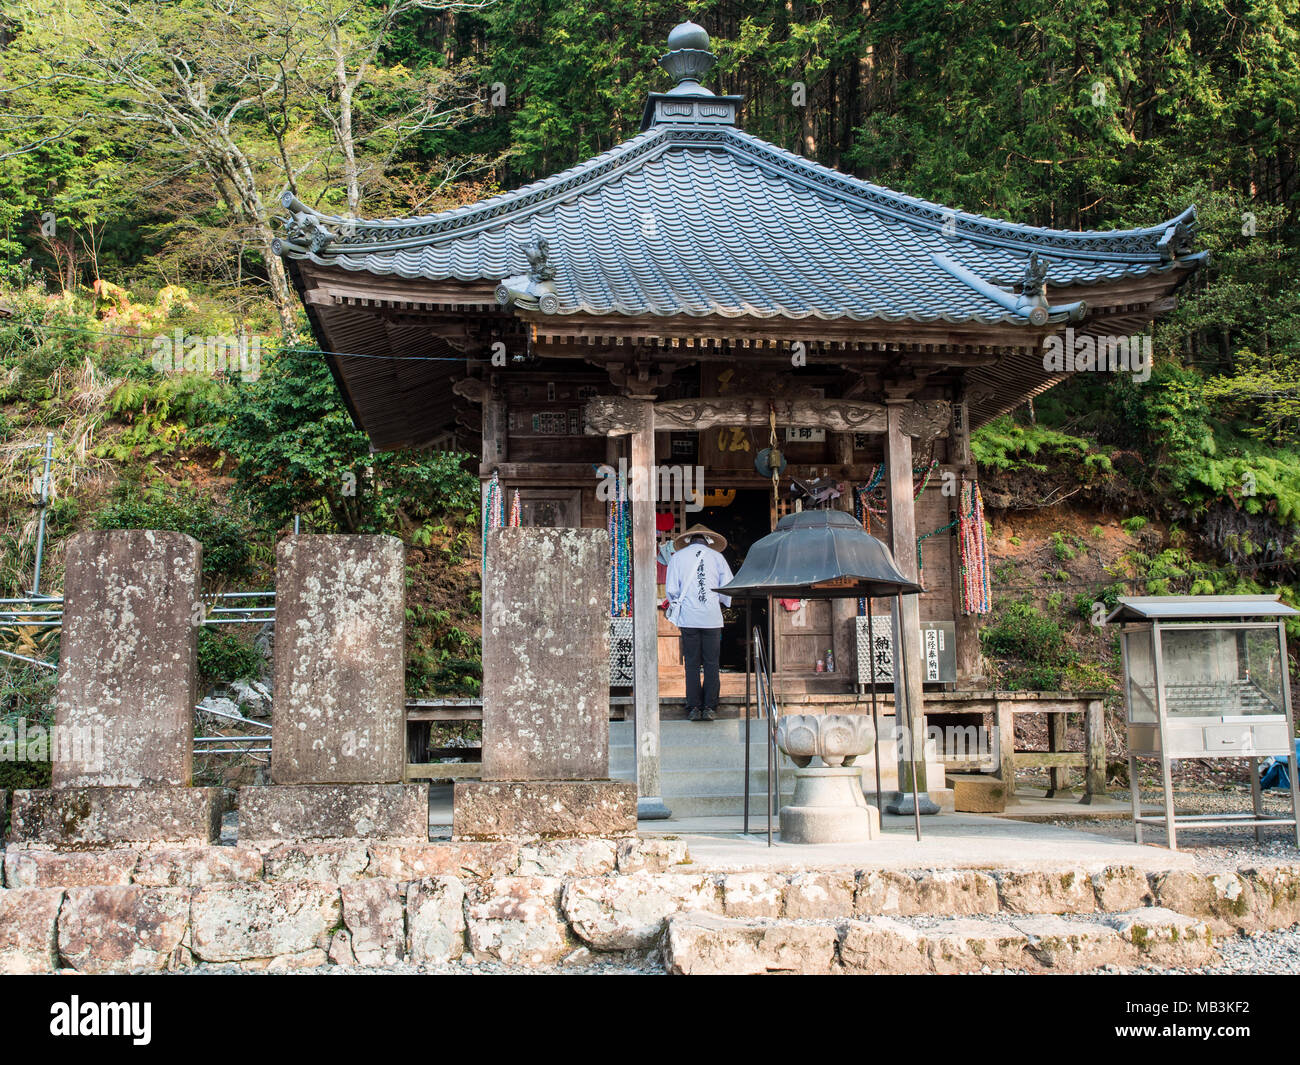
left=680, top=626, right=722, bottom=710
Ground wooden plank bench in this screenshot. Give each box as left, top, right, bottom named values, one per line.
left=992, top=694, right=1107, bottom=804
left=404, top=699, right=482, bottom=782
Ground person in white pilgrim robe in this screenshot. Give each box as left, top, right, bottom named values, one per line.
left=664, top=524, right=734, bottom=721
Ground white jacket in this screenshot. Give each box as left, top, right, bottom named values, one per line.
left=665, top=542, right=734, bottom=629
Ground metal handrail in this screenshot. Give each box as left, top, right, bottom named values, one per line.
left=0, top=591, right=279, bottom=759
left=751, top=626, right=782, bottom=847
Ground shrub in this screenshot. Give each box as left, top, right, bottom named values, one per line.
left=971, top=416, right=1112, bottom=476
left=1051, top=531, right=1077, bottom=561
left=981, top=602, right=1071, bottom=665
left=197, top=629, right=265, bottom=684
left=93, top=484, right=255, bottom=579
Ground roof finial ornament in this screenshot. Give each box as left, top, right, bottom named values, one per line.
left=660, top=20, right=716, bottom=92
left=1020, top=252, right=1049, bottom=302
left=496, top=237, right=560, bottom=314
left=525, top=238, right=556, bottom=282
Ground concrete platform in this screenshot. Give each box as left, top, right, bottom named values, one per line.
left=634, top=813, right=1197, bottom=873
left=425, top=784, right=1193, bottom=873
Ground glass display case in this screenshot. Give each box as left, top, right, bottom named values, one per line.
left=1110, top=596, right=1299, bottom=850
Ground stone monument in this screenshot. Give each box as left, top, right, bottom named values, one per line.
left=7, top=530, right=225, bottom=846
left=453, top=527, right=636, bottom=839
left=238, top=534, right=428, bottom=840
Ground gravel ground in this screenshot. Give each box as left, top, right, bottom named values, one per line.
left=1031, top=781, right=1300, bottom=871
left=987, top=926, right=1300, bottom=975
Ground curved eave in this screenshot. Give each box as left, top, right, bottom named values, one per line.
left=276, top=124, right=1199, bottom=269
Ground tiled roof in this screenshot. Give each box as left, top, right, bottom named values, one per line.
left=277, top=122, right=1202, bottom=326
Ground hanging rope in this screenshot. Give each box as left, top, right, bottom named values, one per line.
left=768, top=403, right=782, bottom=510
left=959, top=479, right=992, bottom=614
left=916, top=517, right=958, bottom=575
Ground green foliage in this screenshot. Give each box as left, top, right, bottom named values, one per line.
left=1062, top=660, right=1111, bottom=691
left=93, top=484, right=255, bottom=579
left=203, top=344, right=477, bottom=534
left=98, top=374, right=229, bottom=461
left=0, top=756, right=51, bottom=793
left=196, top=629, right=265, bottom=684
left=408, top=646, right=481, bottom=696
left=982, top=602, right=1070, bottom=664
left=1073, top=582, right=1126, bottom=621
left=971, top=417, right=1110, bottom=476
left=1051, top=531, right=1077, bottom=561
left=0, top=663, right=58, bottom=798
left=1120, top=516, right=1147, bottom=533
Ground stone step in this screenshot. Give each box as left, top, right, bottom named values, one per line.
left=610, top=719, right=776, bottom=748
left=664, top=909, right=1218, bottom=975
left=610, top=745, right=791, bottom=773
left=609, top=766, right=794, bottom=819
left=611, top=720, right=951, bottom=815
left=650, top=793, right=796, bottom=819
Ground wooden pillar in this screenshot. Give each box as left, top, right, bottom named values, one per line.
left=1080, top=698, right=1107, bottom=802
left=885, top=400, right=939, bottom=814
left=631, top=402, right=669, bottom=819
left=1046, top=711, right=1074, bottom=797
left=830, top=432, right=857, bottom=684
left=995, top=698, right=1018, bottom=804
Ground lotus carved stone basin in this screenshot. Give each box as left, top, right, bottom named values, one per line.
left=776, top=713, right=875, bottom=768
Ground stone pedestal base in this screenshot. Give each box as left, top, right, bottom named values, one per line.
left=885, top=790, right=943, bottom=816
left=779, top=767, right=880, bottom=845
left=637, top=796, right=672, bottom=821
left=453, top=780, right=636, bottom=840
left=7, top=787, right=226, bottom=847
left=238, top=783, right=428, bottom=842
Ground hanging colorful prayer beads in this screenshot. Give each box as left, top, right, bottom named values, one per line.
left=481, top=471, right=505, bottom=573
left=958, top=479, right=991, bottom=614
left=607, top=469, right=631, bottom=616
